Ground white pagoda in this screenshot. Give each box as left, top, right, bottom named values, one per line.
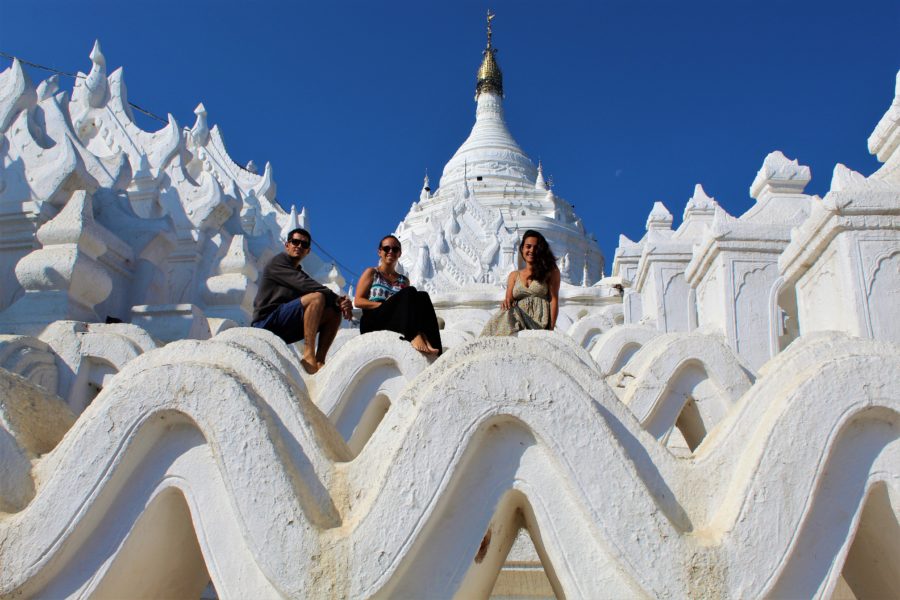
left=395, top=14, right=604, bottom=293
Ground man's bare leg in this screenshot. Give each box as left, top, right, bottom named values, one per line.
left=300, top=292, right=325, bottom=374
left=315, top=308, right=342, bottom=368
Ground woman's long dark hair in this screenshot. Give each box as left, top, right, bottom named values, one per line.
left=520, top=230, right=556, bottom=283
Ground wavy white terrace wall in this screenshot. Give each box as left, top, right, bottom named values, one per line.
left=0, top=330, right=897, bottom=598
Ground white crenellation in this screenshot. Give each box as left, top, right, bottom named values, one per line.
left=203, top=234, right=259, bottom=325
left=684, top=154, right=814, bottom=369
left=779, top=162, right=900, bottom=344
left=0, top=191, right=112, bottom=333
left=0, top=42, right=340, bottom=338
left=868, top=71, right=900, bottom=172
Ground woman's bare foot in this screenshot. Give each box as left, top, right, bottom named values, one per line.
left=301, top=356, right=319, bottom=374
left=317, top=360, right=326, bottom=370
left=410, top=333, right=439, bottom=355
left=410, top=334, right=434, bottom=355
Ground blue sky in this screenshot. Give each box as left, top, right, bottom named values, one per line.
left=2, top=0, right=898, bottom=282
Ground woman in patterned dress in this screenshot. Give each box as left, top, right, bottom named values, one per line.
left=481, top=230, right=561, bottom=336
left=355, top=235, right=442, bottom=355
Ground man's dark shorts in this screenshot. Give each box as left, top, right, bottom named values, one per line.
left=252, top=297, right=305, bottom=344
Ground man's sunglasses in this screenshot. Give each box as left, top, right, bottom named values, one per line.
left=381, top=245, right=401, bottom=254
left=288, top=238, right=311, bottom=249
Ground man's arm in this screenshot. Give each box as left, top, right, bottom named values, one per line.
left=268, top=256, right=339, bottom=306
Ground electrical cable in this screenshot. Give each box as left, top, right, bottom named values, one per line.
left=312, top=240, right=360, bottom=281
left=1, top=51, right=168, bottom=122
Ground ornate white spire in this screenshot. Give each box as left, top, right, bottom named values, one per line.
left=683, top=183, right=717, bottom=220
left=438, top=12, right=535, bottom=191
left=393, top=14, right=605, bottom=291
left=191, top=103, right=209, bottom=146
left=420, top=171, right=430, bottom=201
left=750, top=151, right=811, bottom=199
left=85, top=40, right=107, bottom=108
left=278, top=205, right=298, bottom=242
left=535, top=161, right=548, bottom=190
left=646, top=201, right=674, bottom=231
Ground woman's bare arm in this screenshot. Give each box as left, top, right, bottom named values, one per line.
left=501, top=270, right=518, bottom=310
left=354, top=268, right=382, bottom=310
left=548, top=267, right=561, bottom=329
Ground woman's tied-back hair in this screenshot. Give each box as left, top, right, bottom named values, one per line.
left=378, top=235, right=401, bottom=250
left=520, top=229, right=556, bottom=283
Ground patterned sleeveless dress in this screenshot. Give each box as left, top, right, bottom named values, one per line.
left=368, top=269, right=409, bottom=302
left=480, top=277, right=551, bottom=336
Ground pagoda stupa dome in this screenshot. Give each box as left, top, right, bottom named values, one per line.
left=394, top=12, right=605, bottom=292
left=438, top=93, right=537, bottom=190
left=437, top=15, right=536, bottom=191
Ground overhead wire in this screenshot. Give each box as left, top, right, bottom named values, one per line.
left=312, top=241, right=360, bottom=281
left=2, top=50, right=361, bottom=282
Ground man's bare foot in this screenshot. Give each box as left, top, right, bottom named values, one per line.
left=300, top=358, right=319, bottom=374
left=317, top=360, right=326, bottom=370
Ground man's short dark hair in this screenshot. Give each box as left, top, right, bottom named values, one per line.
left=286, top=228, right=311, bottom=243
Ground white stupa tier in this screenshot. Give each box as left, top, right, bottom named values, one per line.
left=394, top=31, right=604, bottom=293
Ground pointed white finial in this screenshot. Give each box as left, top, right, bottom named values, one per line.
left=280, top=204, right=300, bottom=242
left=646, top=201, right=673, bottom=231
left=191, top=102, right=209, bottom=146
left=85, top=39, right=108, bottom=108
left=420, top=171, right=431, bottom=201
left=535, top=161, right=548, bottom=190
left=749, top=151, right=811, bottom=199
left=134, top=152, right=152, bottom=178
left=36, top=74, right=60, bottom=101
left=89, top=40, right=104, bottom=65
left=683, top=183, right=717, bottom=220
left=298, top=206, right=308, bottom=229
left=246, top=159, right=258, bottom=174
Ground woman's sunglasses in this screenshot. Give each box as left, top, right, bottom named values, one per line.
left=288, top=238, right=311, bottom=249
left=380, top=245, right=401, bottom=254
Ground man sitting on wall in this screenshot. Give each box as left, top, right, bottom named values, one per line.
left=252, top=227, right=353, bottom=374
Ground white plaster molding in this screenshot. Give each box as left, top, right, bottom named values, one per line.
left=867, top=70, right=900, bottom=164
left=1, top=191, right=113, bottom=332
left=0, top=368, right=75, bottom=512
left=566, top=304, right=624, bottom=349
left=612, top=331, right=754, bottom=440
left=590, top=324, right=661, bottom=376
left=0, top=335, right=59, bottom=395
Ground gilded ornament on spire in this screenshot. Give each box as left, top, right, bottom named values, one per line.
left=476, top=10, right=503, bottom=98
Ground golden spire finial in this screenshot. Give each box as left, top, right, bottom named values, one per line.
left=476, top=10, right=503, bottom=99
left=486, top=9, right=495, bottom=49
